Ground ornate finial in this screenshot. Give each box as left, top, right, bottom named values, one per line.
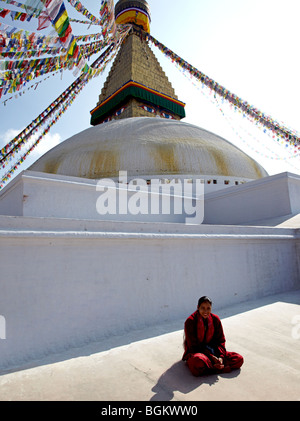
left=115, top=0, right=151, bottom=33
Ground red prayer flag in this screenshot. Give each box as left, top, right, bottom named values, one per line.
left=0, top=9, right=10, bottom=18
left=38, top=11, right=51, bottom=30
left=0, top=35, right=5, bottom=47
left=59, top=24, right=72, bottom=44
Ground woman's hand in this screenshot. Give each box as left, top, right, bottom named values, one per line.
left=211, top=355, right=224, bottom=370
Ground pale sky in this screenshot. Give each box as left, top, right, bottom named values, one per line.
left=1, top=0, right=299, bottom=185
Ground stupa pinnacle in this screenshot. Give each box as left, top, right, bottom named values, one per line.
left=29, top=0, right=267, bottom=184
left=90, top=0, right=186, bottom=125
left=115, top=0, right=151, bottom=32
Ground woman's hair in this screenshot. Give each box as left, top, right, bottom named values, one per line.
left=197, top=296, right=212, bottom=307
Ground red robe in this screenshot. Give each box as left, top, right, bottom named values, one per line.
left=183, top=311, right=243, bottom=376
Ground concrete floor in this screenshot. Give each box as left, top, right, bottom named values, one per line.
left=0, top=290, right=299, bottom=401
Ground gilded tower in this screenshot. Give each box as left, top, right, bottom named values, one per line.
left=90, top=0, right=186, bottom=125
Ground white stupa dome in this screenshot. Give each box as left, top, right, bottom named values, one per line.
left=30, top=117, right=267, bottom=182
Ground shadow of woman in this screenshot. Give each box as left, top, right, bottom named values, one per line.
left=150, top=360, right=216, bottom=401
left=150, top=361, right=241, bottom=401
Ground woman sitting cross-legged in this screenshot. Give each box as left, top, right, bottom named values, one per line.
left=183, top=296, right=244, bottom=377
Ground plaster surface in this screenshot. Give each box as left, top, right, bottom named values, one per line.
left=0, top=215, right=299, bottom=370
left=0, top=290, right=299, bottom=401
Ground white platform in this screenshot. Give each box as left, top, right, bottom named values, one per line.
left=204, top=171, right=300, bottom=225
left=0, top=212, right=299, bottom=370
left=0, top=290, right=299, bottom=401
left=0, top=170, right=299, bottom=371
left=0, top=170, right=299, bottom=225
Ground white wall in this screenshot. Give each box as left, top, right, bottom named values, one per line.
left=0, top=171, right=205, bottom=224
left=204, top=172, right=300, bottom=225
left=0, top=223, right=299, bottom=370
left=0, top=176, right=24, bottom=217
left=0, top=170, right=299, bottom=370
left=1, top=171, right=299, bottom=226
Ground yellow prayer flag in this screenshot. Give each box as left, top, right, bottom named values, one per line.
left=54, top=10, right=68, bottom=33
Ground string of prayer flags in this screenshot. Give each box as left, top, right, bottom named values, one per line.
left=0, top=39, right=120, bottom=172
left=147, top=33, right=300, bottom=151
left=39, top=0, right=92, bottom=74
left=0, top=24, right=125, bottom=100
left=65, top=0, right=102, bottom=26
left=0, top=21, right=102, bottom=52
left=76, top=32, right=103, bottom=42
left=0, top=8, right=35, bottom=22
left=23, top=0, right=44, bottom=14
left=1, top=65, right=107, bottom=188
left=0, top=71, right=60, bottom=106
left=50, top=2, right=73, bottom=47
left=0, top=77, right=88, bottom=189
left=100, top=0, right=116, bottom=39
left=0, top=0, right=119, bottom=98
left=0, top=0, right=42, bottom=15
left=0, top=2, right=135, bottom=189
left=0, top=76, right=77, bottom=164
left=0, top=0, right=133, bottom=186
left=0, top=52, right=77, bottom=97
left=0, top=73, right=85, bottom=168
left=177, top=62, right=300, bottom=163
left=69, top=18, right=99, bottom=25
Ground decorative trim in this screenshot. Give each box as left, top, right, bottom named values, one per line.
left=90, top=80, right=185, bottom=125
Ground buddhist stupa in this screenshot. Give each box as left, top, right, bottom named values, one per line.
left=29, top=0, right=267, bottom=189
left=0, top=0, right=299, bottom=373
